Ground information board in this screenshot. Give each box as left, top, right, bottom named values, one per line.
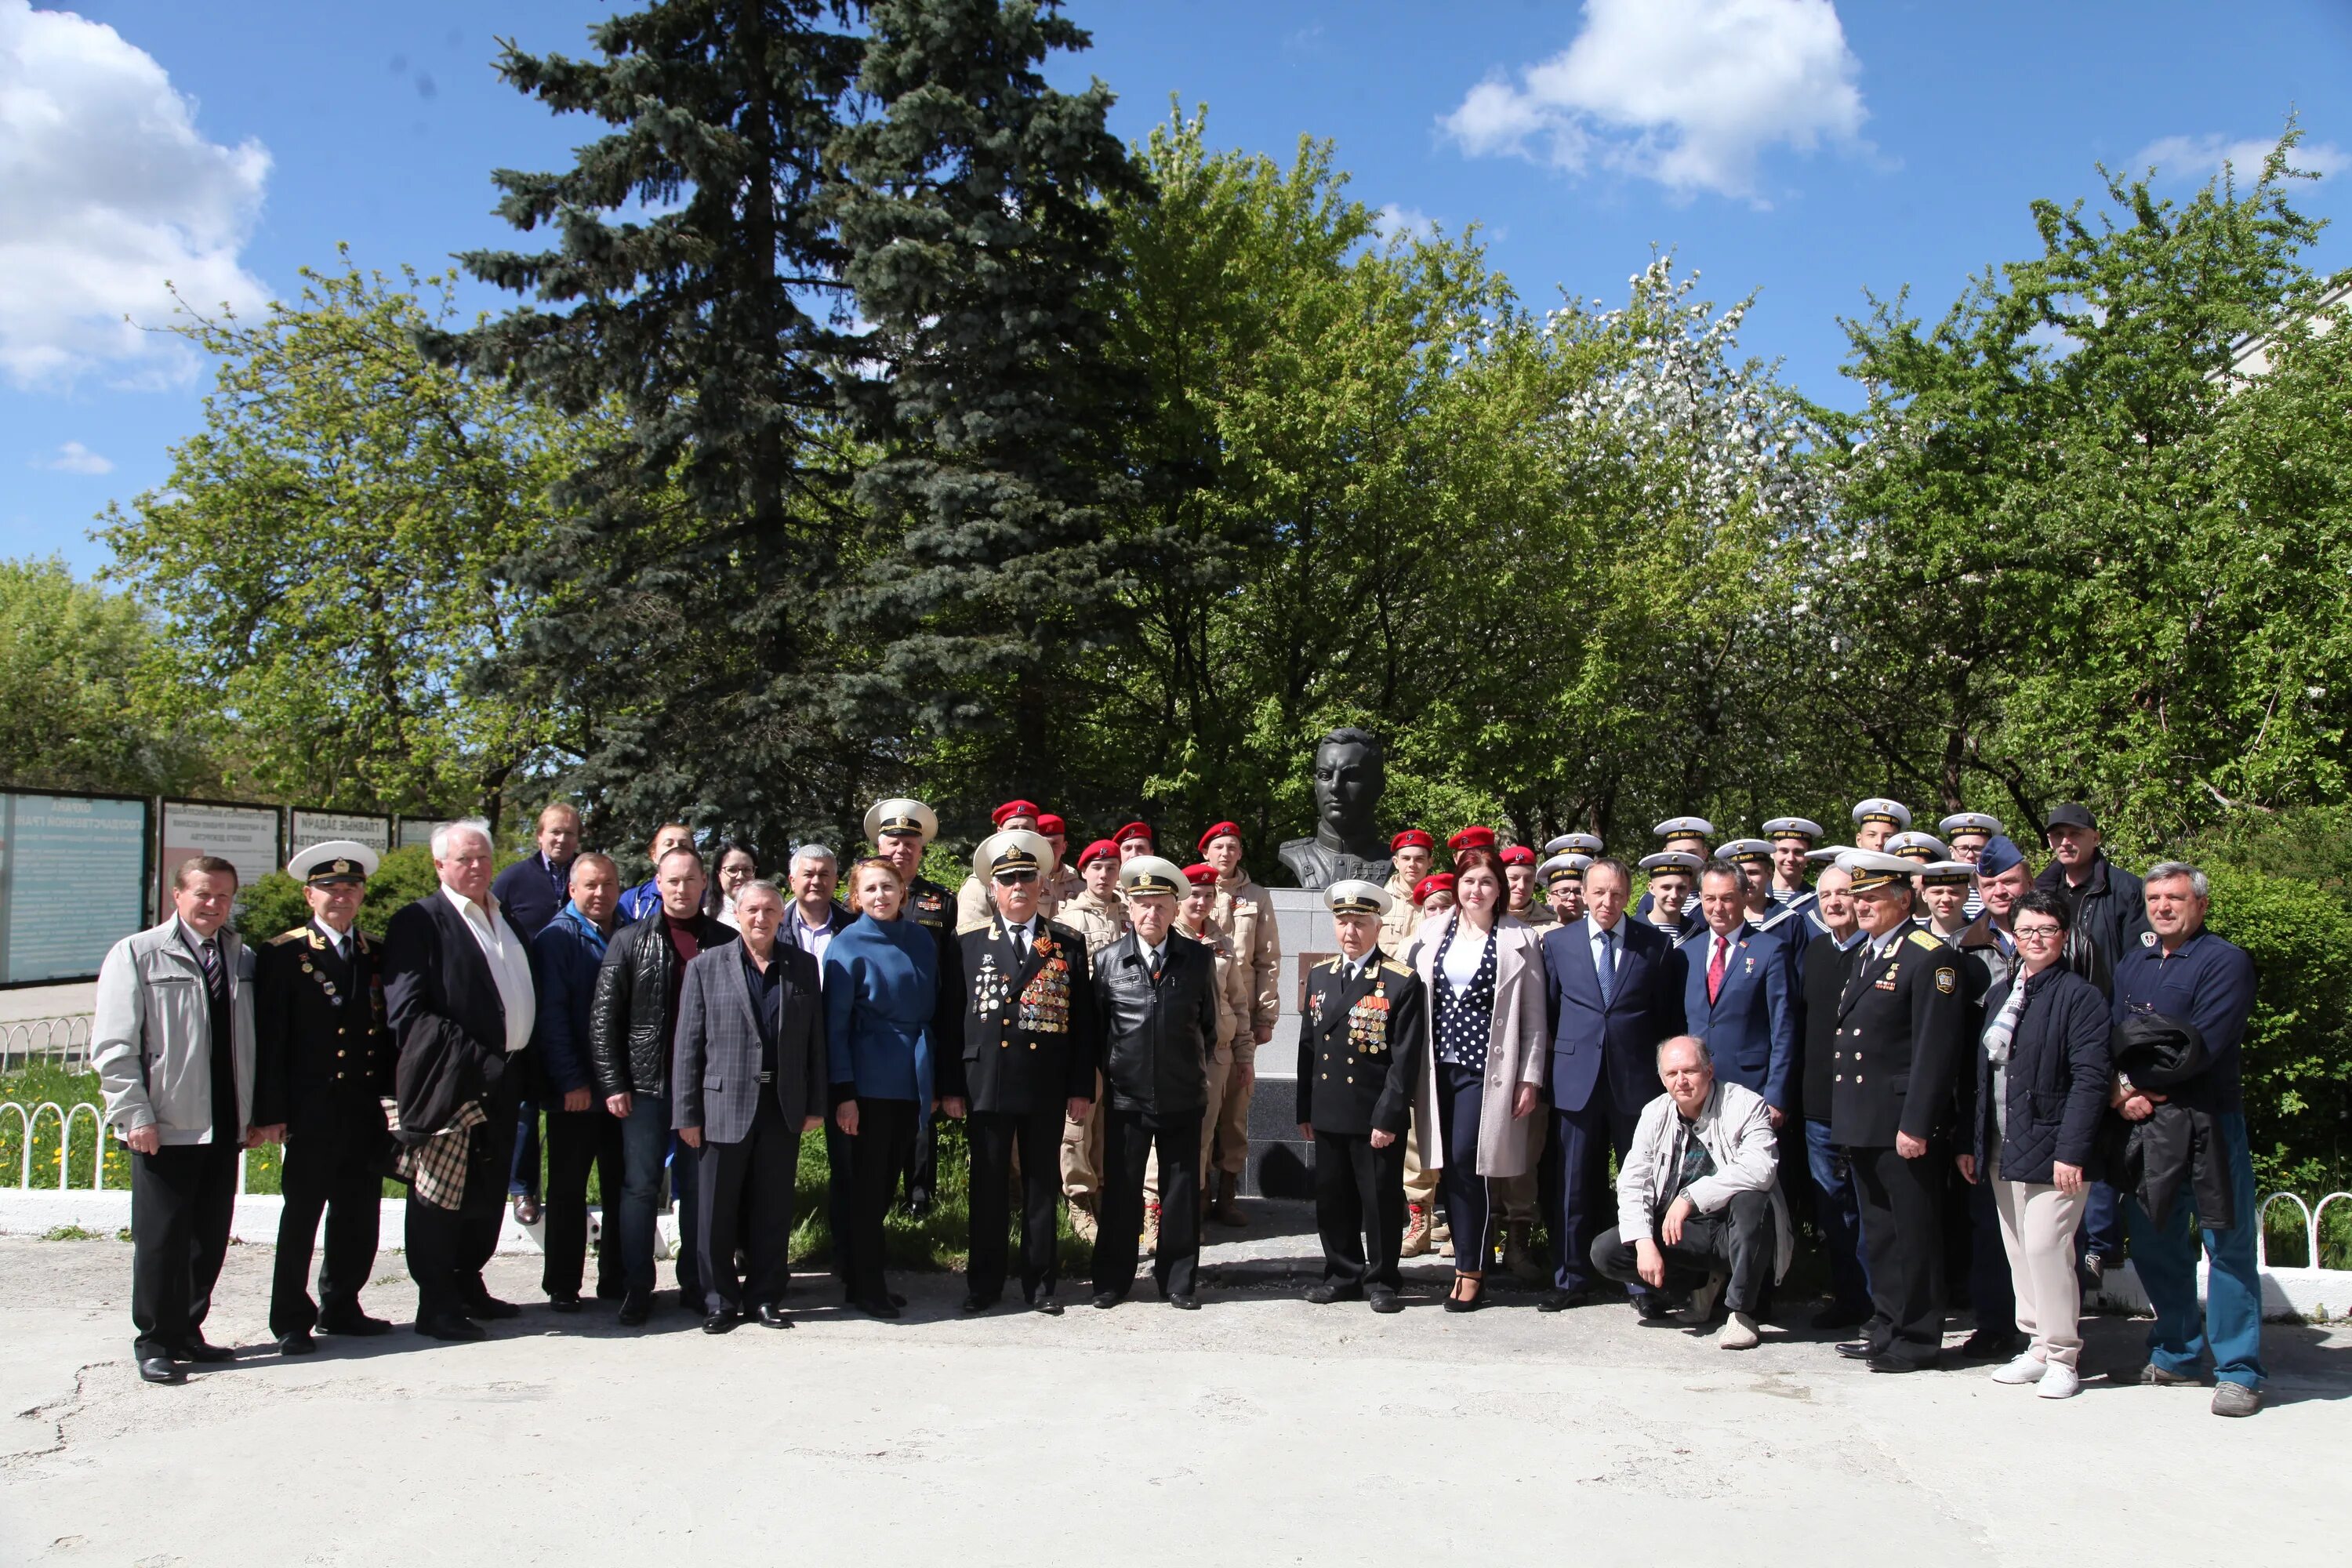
left=0, top=792, right=152, bottom=986
left=397, top=818, right=439, bottom=850
left=157, top=800, right=283, bottom=920
left=289, top=809, right=392, bottom=856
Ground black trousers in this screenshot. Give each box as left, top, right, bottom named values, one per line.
left=696, top=1094, right=802, bottom=1313
left=846, top=1096, right=916, bottom=1306
left=967, top=1109, right=1064, bottom=1303
left=130, top=1141, right=240, bottom=1359
left=405, top=1116, right=517, bottom=1324
left=1591, top=1187, right=1777, bottom=1314
left=1093, top=1106, right=1201, bottom=1301
left=1436, top=1062, right=1495, bottom=1272
left=1550, top=1097, right=1642, bottom=1293
left=824, top=1115, right=855, bottom=1285
left=1313, top=1128, right=1406, bottom=1292
left=510, top=1098, right=542, bottom=1200
left=542, top=1104, right=625, bottom=1299
left=906, top=1108, right=940, bottom=1203
left=269, top=1102, right=387, bottom=1337
left=1850, top=1142, right=1945, bottom=1361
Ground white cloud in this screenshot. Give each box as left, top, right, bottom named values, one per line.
left=1439, top=0, right=1867, bottom=204
left=2131, top=133, right=2347, bottom=185
left=35, top=441, right=113, bottom=474
left=0, top=1, right=270, bottom=390
left=1372, top=203, right=1436, bottom=242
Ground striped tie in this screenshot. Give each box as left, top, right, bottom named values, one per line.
left=198, top=938, right=227, bottom=1004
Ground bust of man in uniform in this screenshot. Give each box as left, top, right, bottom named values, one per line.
left=1278, top=728, right=1393, bottom=890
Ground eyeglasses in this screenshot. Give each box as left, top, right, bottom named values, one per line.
left=2013, top=924, right=2063, bottom=942
left=993, top=871, right=1038, bottom=885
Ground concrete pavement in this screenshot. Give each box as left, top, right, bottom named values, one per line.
left=3, top=1228, right=2346, bottom=1567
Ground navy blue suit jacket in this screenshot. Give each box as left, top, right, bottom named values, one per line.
left=1542, top=917, right=1686, bottom=1118
left=1678, top=923, right=1797, bottom=1109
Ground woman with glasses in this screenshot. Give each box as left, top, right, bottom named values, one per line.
left=706, top=840, right=760, bottom=927
left=1958, top=888, right=2111, bottom=1399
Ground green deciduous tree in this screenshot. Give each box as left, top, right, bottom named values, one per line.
left=102, top=260, right=573, bottom=818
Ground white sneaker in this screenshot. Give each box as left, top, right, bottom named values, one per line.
left=2036, top=1363, right=2082, bottom=1399
left=1991, top=1352, right=2049, bottom=1385
left=1679, top=1275, right=1726, bottom=1326
left=1717, top=1311, right=1760, bottom=1350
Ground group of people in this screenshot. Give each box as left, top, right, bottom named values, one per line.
left=89, top=787, right=2265, bottom=1417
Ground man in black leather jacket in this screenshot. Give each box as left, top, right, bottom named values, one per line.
left=1088, top=856, right=1221, bottom=1311
left=590, top=845, right=736, bottom=1323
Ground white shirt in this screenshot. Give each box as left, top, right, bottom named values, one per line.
left=1338, top=951, right=1376, bottom=985
left=1005, top=916, right=1036, bottom=952
left=1138, top=939, right=1167, bottom=973
left=1440, top=920, right=1488, bottom=988
left=791, top=908, right=838, bottom=982
left=441, top=884, right=535, bottom=1053
left=1585, top=914, right=1622, bottom=982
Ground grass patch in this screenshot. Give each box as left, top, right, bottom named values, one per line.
left=41, top=1224, right=100, bottom=1241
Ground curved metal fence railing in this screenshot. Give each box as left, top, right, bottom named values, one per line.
left=2, top=1100, right=107, bottom=1191
left=0, top=1015, right=94, bottom=1076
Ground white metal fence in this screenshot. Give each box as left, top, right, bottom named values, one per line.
left=0, top=1014, right=93, bottom=1075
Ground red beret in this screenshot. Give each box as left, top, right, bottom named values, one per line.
left=1411, top=873, right=1457, bottom=906
left=1035, top=812, right=1065, bottom=836
left=1076, top=839, right=1120, bottom=869
left=1447, top=826, right=1497, bottom=853
left=1498, top=844, right=1536, bottom=866
left=1115, top=820, right=1155, bottom=844
left=1197, top=820, right=1242, bottom=855
left=991, top=799, right=1040, bottom=828
left=1182, top=862, right=1218, bottom=887
left=1390, top=829, right=1436, bottom=852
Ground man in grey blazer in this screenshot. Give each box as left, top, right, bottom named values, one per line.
left=675, top=880, right=826, bottom=1331
left=95, top=855, right=278, bottom=1384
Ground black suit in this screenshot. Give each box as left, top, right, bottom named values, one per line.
left=946, top=914, right=1098, bottom=1304
left=1828, top=927, right=1965, bottom=1363
left=1298, top=954, right=1426, bottom=1292
left=254, top=920, right=394, bottom=1337
left=384, top=892, right=531, bottom=1327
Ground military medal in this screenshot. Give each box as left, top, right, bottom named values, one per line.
left=1017, top=949, right=1071, bottom=1034
left=1348, top=983, right=1390, bottom=1054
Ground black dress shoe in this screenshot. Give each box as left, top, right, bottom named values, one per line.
left=753, top=1304, right=792, bottom=1329
left=1632, top=1292, right=1676, bottom=1319
left=1091, top=1290, right=1122, bottom=1309
left=317, top=1311, right=394, bottom=1337
left=1169, top=1293, right=1200, bottom=1310
left=960, top=1293, right=995, bottom=1314
left=1303, top=1283, right=1362, bottom=1305
left=137, top=1356, right=186, bottom=1385
left=1959, top=1328, right=2024, bottom=1360
left=415, top=1314, right=487, bottom=1342
left=462, top=1295, right=521, bottom=1321
left=1835, top=1339, right=1880, bottom=1360
left=1867, top=1353, right=1935, bottom=1374
left=1367, top=1288, right=1404, bottom=1315
left=176, top=1338, right=235, bottom=1363
left=277, top=1331, right=317, bottom=1356
left=1536, top=1288, right=1592, bottom=1314
left=1811, top=1303, right=1869, bottom=1331
left=547, top=1294, right=583, bottom=1315
left=1032, top=1295, right=1064, bottom=1316
left=702, top=1310, right=741, bottom=1334
left=617, top=1295, right=651, bottom=1327
left=854, top=1296, right=902, bottom=1320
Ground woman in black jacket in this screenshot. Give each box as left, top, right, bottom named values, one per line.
left=1958, top=890, right=2111, bottom=1400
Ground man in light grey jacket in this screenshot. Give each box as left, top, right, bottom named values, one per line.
left=1590, top=1035, right=1789, bottom=1350
left=94, top=856, right=281, bottom=1384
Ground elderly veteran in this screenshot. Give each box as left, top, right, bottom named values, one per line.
left=1088, top=855, right=1221, bottom=1310
left=255, top=840, right=396, bottom=1354
left=1849, top=798, right=1911, bottom=853
left=96, top=855, right=264, bottom=1383
left=947, top=829, right=1098, bottom=1315
left=1828, top=848, right=1965, bottom=1373
left=956, top=798, right=1041, bottom=933
left=1200, top=819, right=1281, bottom=1226
left=1297, top=880, right=1427, bottom=1312
left=1592, top=1035, right=1788, bottom=1348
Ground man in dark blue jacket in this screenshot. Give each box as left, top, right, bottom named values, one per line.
left=1539, top=857, right=1686, bottom=1310
left=2111, top=862, right=2263, bottom=1417
left=527, top=852, right=626, bottom=1310
left=1678, top=861, right=1796, bottom=1118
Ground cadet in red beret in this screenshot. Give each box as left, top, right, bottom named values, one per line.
left=1498, top=843, right=1555, bottom=932
left=1383, top=827, right=1443, bottom=1258
left=992, top=800, right=1041, bottom=829
left=1115, top=822, right=1156, bottom=862
left=1412, top=872, right=1457, bottom=911
left=1447, top=826, right=1497, bottom=855
left=1036, top=813, right=1080, bottom=910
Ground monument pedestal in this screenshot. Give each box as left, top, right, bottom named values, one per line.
left=1239, top=888, right=1339, bottom=1200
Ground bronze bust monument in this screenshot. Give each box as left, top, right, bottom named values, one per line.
left=1277, top=727, right=1393, bottom=889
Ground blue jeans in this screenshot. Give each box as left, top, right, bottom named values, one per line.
left=2078, top=1178, right=2123, bottom=1265
left=1804, top=1120, right=1872, bottom=1312
left=2124, top=1109, right=2265, bottom=1388
left=618, top=1093, right=702, bottom=1306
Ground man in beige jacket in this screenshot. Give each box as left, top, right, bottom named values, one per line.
left=1200, top=822, right=1279, bottom=1226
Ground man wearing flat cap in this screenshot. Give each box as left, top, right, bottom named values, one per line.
left=2035, top=802, right=2149, bottom=972
left=957, top=800, right=1041, bottom=934
left=1297, top=880, right=1426, bottom=1312
left=1200, top=820, right=1281, bottom=1227
left=256, top=841, right=395, bottom=1354
left=948, top=829, right=1097, bottom=1314
left=1089, top=856, right=1221, bottom=1310
left=1827, top=850, right=1965, bottom=1372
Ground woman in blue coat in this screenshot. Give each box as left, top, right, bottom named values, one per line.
left=824, top=858, right=942, bottom=1319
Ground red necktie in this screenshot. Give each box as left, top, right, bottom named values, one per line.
left=1708, top=935, right=1727, bottom=1005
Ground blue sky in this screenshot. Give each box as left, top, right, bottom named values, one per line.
left=7, top=0, right=2349, bottom=576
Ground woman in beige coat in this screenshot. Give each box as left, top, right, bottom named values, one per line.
left=1407, top=842, right=1548, bottom=1310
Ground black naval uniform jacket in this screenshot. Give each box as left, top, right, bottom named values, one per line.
left=904, top=873, right=965, bottom=1026
left=1825, top=927, right=1965, bottom=1149
left=252, top=919, right=394, bottom=1138
left=1295, top=953, right=1425, bottom=1138
left=942, top=915, right=1098, bottom=1116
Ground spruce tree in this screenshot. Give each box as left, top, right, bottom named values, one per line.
left=826, top=0, right=1145, bottom=800
left=426, top=1, right=870, bottom=853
